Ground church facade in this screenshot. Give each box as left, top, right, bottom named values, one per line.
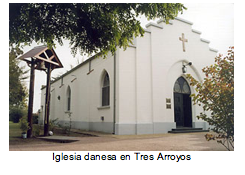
left=39, top=17, right=218, bottom=135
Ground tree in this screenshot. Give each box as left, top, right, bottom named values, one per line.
left=9, top=3, right=186, bottom=57
left=9, top=46, right=28, bottom=122
left=9, top=47, right=28, bottom=108
left=186, top=47, right=234, bottom=150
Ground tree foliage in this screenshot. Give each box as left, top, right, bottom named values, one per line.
left=9, top=3, right=186, bottom=57
left=9, top=46, right=28, bottom=108
left=9, top=46, right=28, bottom=123
left=186, top=47, right=234, bottom=150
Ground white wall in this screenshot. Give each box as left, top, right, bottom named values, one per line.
left=40, top=53, right=115, bottom=133
left=117, top=18, right=217, bottom=133
left=135, top=32, right=153, bottom=124
left=40, top=17, right=218, bottom=134
left=117, top=47, right=136, bottom=124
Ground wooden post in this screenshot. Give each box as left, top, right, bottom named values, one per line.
left=44, top=63, right=52, bottom=136
left=27, top=58, right=35, bottom=138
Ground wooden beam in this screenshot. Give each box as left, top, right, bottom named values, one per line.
left=49, top=55, right=55, bottom=60
left=35, top=56, right=60, bottom=66
left=35, top=47, right=48, bottom=59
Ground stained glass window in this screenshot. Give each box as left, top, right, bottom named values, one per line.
left=174, top=77, right=191, bottom=94
left=182, top=81, right=191, bottom=94
left=67, top=86, right=71, bottom=111
left=174, top=81, right=181, bottom=93
left=102, top=73, right=110, bottom=106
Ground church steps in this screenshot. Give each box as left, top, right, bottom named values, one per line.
left=168, top=128, right=209, bottom=134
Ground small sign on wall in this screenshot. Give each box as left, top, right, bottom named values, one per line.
left=166, top=98, right=171, bottom=103
left=166, top=98, right=171, bottom=109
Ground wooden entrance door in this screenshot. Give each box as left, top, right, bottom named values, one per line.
left=174, top=93, right=184, bottom=127
left=173, top=77, right=192, bottom=127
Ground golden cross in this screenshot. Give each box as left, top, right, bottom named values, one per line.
left=179, top=33, right=188, bottom=52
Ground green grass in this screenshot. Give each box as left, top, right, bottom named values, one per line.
left=9, top=121, right=95, bottom=146
left=9, top=121, right=25, bottom=145
left=9, top=121, right=22, bottom=139
left=9, top=121, right=48, bottom=145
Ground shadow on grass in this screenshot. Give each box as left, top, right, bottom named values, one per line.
left=9, top=121, right=97, bottom=146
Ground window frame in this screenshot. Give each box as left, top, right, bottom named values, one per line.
left=66, top=86, right=71, bottom=111
left=101, top=72, right=110, bottom=107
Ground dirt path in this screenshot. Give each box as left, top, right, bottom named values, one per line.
left=9, top=132, right=228, bottom=151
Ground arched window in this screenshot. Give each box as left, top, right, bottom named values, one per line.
left=174, top=77, right=191, bottom=94
left=67, top=86, right=71, bottom=111
left=102, top=72, right=110, bottom=106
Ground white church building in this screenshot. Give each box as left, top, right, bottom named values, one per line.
left=39, top=17, right=217, bottom=135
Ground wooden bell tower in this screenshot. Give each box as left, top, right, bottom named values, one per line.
left=19, top=46, right=63, bottom=137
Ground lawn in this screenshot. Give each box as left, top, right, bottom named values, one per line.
left=9, top=121, right=95, bottom=146
left=9, top=121, right=22, bottom=139
left=9, top=121, right=53, bottom=145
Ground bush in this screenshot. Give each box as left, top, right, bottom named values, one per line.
left=32, top=124, right=40, bottom=137
left=49, top=118, right=59, bottom=132
left=32, top=113, right=39, bottom=124
left=186, top=47, right=234, bottom=151
left=19, top=116, right=29, bottom=134
left=9, top=107, right=27, bottom=123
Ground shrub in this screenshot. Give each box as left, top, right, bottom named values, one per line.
left=32, top=124, right=40, bottom=137
left=9, top=107, right=26, bottom=123
left=49, top=118, right=59, bottom=132
left=32, top=113, right=39, bottom=124
left=19, top=116, right=29, bottom=134
left=186, top=47, right=234, bottom=151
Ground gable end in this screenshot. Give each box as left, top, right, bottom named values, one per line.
left=192, top=29, right=202, bottom=34
left=175, top=17, right=193, bottom=25
left=200, top=38, right=210, bottom=44
left=157, top=19, right=173, bottom=25
left=209, top=48, right=218, bottom=53
left=145, top=22, right=163, bottom=29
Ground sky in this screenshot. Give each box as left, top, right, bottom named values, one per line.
left=19, top=3, right=234, bottom=112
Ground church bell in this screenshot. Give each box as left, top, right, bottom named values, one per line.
left=36, top=60, right=47, bottom=70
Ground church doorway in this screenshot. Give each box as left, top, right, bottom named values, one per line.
left=173, top=77, right=192, bottom=128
